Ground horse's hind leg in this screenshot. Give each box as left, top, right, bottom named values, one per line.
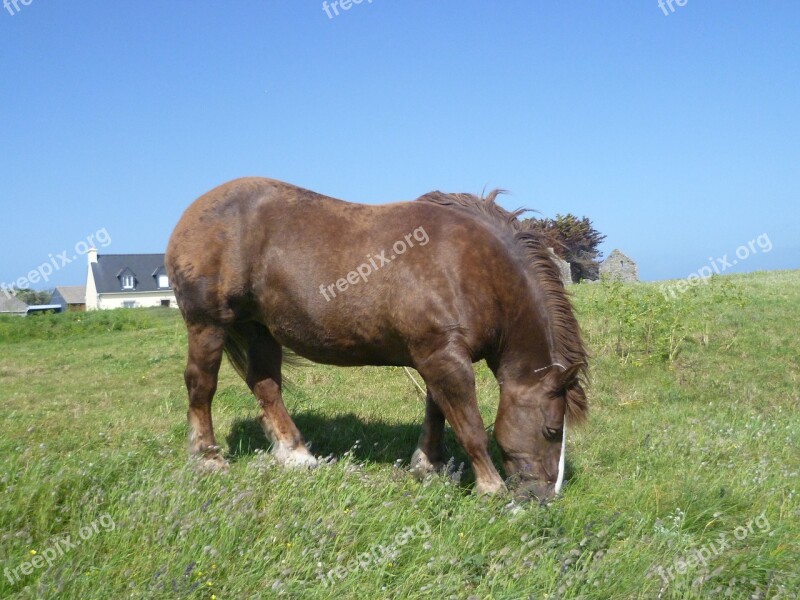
left=239, top=323, right=317, bottom=469
left=185, top=322, right=227, bottom=471
left=411, top=390, right=447, bottom=478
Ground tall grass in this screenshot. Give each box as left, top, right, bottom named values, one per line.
left=0, top=272, right=798, bottom=599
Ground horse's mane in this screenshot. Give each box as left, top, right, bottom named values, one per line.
left=416, top=190, right=588, bottom=422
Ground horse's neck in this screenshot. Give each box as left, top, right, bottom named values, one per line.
left=498, top=313, right=556, bottom=382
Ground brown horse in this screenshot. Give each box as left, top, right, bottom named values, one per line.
left=166, top=177, right=587, bottom=501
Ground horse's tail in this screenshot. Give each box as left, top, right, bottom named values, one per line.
left=223, top=324, right=251, bottom=382
left=223, top=322, right=307, bottom=383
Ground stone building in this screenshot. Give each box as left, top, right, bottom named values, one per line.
left=547, top=248, right=572, bottom=287
left=600, top=249, right=638, bottom=282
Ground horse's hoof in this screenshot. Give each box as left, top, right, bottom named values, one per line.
left=272, top=443, right=318, bottom=469
left=410, top=448, right=445, bottom=481
left=192, top=454, right=230, bottom=473
left=475, top=478, right=507, bottom=497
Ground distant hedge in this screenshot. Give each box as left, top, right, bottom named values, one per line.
left=0, top=308, right=159, bottom=344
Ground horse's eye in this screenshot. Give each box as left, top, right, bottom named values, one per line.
left=544, top=426, right=563, bottom=441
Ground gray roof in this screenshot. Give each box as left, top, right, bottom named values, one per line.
left=90, top=254, right=172, bottom=294
left=52, top=285, right=86, bottom=304
left=0, top=294, right=29, bottom=314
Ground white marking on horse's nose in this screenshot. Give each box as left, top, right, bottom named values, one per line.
left=554, top=415, right=566, bottom=494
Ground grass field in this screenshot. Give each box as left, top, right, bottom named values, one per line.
left=1, top=271, right=798, bottom=599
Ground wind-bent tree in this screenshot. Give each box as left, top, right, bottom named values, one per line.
left=524, top=214, right=606, bottom=282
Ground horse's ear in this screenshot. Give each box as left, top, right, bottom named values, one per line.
left=555, top=363, right=588, bottom=423
left=553, top=363, right=583, bottom=392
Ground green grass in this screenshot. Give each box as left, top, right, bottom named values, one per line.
left=1, top=271, right=798, bottom=599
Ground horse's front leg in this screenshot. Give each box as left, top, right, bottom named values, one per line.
left=415, top=349, right=506, bottom=496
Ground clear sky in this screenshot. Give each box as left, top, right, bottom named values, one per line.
left=1, top=1, right=798, bottom=290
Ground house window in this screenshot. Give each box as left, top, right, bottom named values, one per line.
left=157, top=274, right=169, bottom=288
left=123, top=301, right=136, bottom=309
left=121, top=274, right=135, bottom=290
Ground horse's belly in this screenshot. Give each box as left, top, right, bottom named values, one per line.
left=264, top=312, right=408, bottom=368
left=275, top=332, right=405, bottom=367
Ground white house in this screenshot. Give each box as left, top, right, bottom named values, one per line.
left=85, top=249, right=176, bottom=310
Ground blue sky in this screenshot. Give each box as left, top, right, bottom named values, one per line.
left=1, top=1, right=798, bottom=290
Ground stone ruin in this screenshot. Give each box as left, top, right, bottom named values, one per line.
left=599, top=249, right=638, bottom=282
left=547, top=248, right=573, bottom=287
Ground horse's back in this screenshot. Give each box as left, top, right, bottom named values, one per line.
left=167, top=178, right=524, bottom=364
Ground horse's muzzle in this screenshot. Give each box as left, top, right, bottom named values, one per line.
left=512, top=477, right=556, bottom=504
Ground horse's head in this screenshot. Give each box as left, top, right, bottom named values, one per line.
left=494, top=363, right=585, bottom=503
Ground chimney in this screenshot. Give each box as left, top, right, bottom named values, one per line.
left=87, top=248, right=98, bottom=264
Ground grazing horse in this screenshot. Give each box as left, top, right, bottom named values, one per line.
left=166, top=177, right=587, bottom=501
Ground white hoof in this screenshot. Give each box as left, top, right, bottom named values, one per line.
left=475, top=478, right=507, bottom=497
left=272, top=442, right=318, bottom=469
